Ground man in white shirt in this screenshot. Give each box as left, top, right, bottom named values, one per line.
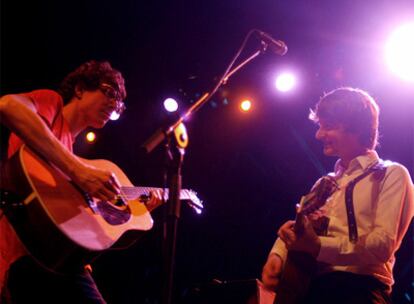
left=261, top=87, right=414, bottom=303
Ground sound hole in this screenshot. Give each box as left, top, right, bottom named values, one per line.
left=96, top=200, right=131, bottom=225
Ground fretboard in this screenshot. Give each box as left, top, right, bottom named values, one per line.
left=119, top=186, right=202, bottom=209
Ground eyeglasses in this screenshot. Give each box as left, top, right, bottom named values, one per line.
left=99, top=83, right=126, bottom=116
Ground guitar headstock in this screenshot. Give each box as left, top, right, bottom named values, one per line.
left=181, top=189, right=204, bottom=214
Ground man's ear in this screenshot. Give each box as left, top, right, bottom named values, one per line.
left=74, top=85, right=83, bottom=99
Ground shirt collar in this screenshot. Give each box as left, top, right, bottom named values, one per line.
left=334, top=150, right=379, bottom=176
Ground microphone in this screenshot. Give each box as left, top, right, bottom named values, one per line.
left=256, top=31, right=288, bottom=56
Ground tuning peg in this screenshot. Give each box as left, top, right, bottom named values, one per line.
left=186, top=201, right=202, bottom=214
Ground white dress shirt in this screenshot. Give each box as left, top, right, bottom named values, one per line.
left=270, top=151, right=414, bottom=290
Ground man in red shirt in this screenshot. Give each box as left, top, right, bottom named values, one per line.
left=0, top=60, right=129, bottom=303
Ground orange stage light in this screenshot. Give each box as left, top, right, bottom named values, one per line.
left=86, top=131, right=96, bottom=143
left=240, top=100, right=252, bottom=112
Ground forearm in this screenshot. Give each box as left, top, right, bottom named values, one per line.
left=0, top=94, right=82, bottom=178
left=262, top=252, right=284, bottom=290
left=270, top=237, right=288, bottom=263
left=318, top=233, right=395, bottom=266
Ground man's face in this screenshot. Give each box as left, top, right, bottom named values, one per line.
left=315, top=119, right=364, bottom=160
left=81, top=84, right=124, bottom=128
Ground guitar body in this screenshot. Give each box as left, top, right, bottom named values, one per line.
left=1, top=146, right=154, bottom=272
left=274, top=176, right=337, bottom=304
left=274, top=251, right=316, bottom=304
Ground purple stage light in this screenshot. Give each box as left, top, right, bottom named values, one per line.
left=385, top=22, right=414, bottom=83
left=275, top=73, right=296, bottom=92
left=164, top=98, right=179, bottom=112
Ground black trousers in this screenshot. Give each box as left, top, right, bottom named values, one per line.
left=305, top=271, right=392, bottom=304
left=4, top=256, right=106, bottom=304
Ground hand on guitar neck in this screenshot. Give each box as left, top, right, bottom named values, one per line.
left=277, top=216, right=321, bottom=258
left=261, top=216, right=321, bottom=293
left=260, top=216, right=321, bottom=296
left=139, top=188, right=164, bottom=212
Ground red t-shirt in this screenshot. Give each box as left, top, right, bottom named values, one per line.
left=7, top=89, right=74, bottom=156
left=1, top=89, right=74, bottom=293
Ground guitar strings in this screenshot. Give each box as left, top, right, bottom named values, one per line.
left=116, top=186, right=156, bottom=202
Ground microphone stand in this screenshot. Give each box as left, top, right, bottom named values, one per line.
left=141, top=30, right=273, bottom=304
left=161, top=125, right=187, bottom=304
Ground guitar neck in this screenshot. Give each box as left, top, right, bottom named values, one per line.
left=120, top=186, right=202, bottom=212
left=294, top=194, right=312, bottom=234
left=293, top=176, right=338, bottom=235
left=120, top=186, right=192, bottom=202
left=121, top=186, right=168, bottom=199
left=294, top=213, right=305, bottom=235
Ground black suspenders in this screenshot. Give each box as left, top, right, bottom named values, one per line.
left=344, top=161, right=385, bottom=244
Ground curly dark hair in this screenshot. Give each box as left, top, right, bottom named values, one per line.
left=59, top=60, right=126, bottom=103
left=309, top=87, right=380, bottom=150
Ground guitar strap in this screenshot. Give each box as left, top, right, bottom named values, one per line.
left=344, top=160, right=385, bottom=244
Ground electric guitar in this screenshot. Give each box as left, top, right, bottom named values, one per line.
left=274, top=176, right=338, bottom=304
left=0, top=145, right=202, bottom=273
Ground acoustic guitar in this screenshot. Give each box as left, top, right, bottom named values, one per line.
left=0, top=145, right=202, bottom=273
left=274, top=176, right=338, bottom=304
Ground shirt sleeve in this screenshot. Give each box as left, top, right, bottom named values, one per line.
left=317, top=164, right=414, bottom=266
left=8, top=89, right=65, bottom=157
left=22, top=89, right=63, bottom=128
left=269, top=237, right=288, bottom=265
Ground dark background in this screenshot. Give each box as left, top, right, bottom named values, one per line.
left=1, top=0, right=413, bottom=303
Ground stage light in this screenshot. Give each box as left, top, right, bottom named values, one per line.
left=240, top=100, right=252, bottom=112
left=109, top=111, right=121, bottom=121
left=275, top=73, right=296, bottom=92
left=385, top=22, right=414, bottom=82
left=86, top=131, right=96, bottom=143
left=164, top=98, right=179, bottom=112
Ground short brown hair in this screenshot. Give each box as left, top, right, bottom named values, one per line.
left=309, top=87, right=379, bottom=149
left=59, top=60, right=126, bottom=103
